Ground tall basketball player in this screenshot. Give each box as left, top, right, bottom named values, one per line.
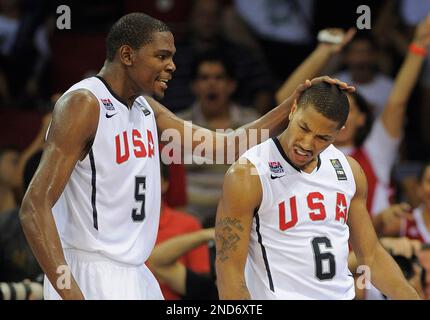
left=215, top=83, right=420, bottom=300
left=19, top=13, right=353, bottom=300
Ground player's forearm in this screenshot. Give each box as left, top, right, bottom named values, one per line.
left=365, top=244, right=421, bottom=300
left=381, top=47, right=425, bottom=138
left=276, top=44, right=333, bottom=104
left=216, top=267, right=251, bottom=300
left=19, top=195, right=84, bottom=300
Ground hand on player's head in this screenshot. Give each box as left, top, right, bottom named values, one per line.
left=289, top=77, right=355, bottom=107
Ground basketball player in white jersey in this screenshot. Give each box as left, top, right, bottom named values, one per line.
left=18, top=13, right=354, bottom=300
left=215, top=83, right=420, bottom=299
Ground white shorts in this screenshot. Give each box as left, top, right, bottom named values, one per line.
left=44, top=248, right=164, bottom=300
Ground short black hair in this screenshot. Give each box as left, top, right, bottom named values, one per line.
left=191, top=51, right=236, bottom=80
left=106, top=13, right=171, bottom=61
left=297, top=82, right=350, bottom=129
left=418, top=162, right=430, bottom=183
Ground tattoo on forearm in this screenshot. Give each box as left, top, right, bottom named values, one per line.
left=215, top=217, right=244, bottom=262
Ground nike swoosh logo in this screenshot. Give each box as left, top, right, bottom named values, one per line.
left=106, top=113, right=118, bottom=118
left=270, top=174, right=285, bottom=180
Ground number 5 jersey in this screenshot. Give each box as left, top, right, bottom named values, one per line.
left=242, top=137, right=356, bottom=299
left=51, top=76, right=161, bottom=266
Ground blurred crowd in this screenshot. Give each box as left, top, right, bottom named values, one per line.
left=1, top=0, right=430, bottom=300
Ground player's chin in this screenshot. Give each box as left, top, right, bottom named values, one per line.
left=153, top=82, right=167, bottom=98
left=153, top=89, right=166, bottom=99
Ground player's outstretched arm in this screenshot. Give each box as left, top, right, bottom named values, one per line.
left=19, top=90, right=100, bottom=300
left=347, top=156, right=421, bottom=300
left=381, top=14, right=430, bottom=138
left=147, top=77, right=354, bottom=163
left=276, top=28, right=356, bottom=104
left=215, top=159, right=262, bottom=300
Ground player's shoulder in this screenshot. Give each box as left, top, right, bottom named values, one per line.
left=224, top=158, right=262, bottom=195
left=54, top=89, right=99, bottom=121
left=345, top=156, right=362, bottom=175
left=225, top=157, right=257, bottom=180
left=345, top=155, right=367, bottom=193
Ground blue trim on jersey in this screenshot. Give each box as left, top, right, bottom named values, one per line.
left=254, top=210, right=274, bottom=292
left=89, top=149, right=98, bottom=230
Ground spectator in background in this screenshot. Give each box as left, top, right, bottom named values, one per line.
left=0, top=150, right=43, bottom=282
left=0, top=146, right=19, bottom=213
left=0, top=0, right=51, bottom=107
left=233, top=0, right=315, bottom=83
left=0, top=150, right=43, bottom=299
left=161, top=0, right=274, bottom=114
left=149, top=162, right=210, bottom=300
left=377, top=162, right=430, bottom=243
left=334, top=32, right=394, bottom=118
left=178, top=53, right=259, bottom=222
left=148, top=228, right=217, bottom=300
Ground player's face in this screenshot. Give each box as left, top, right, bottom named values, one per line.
left=285, top=104, right=340, bottom=169
left=334, top=94, right=365, bottom=146
left=418, top=166, right=430, bottom=208
left=130, top=31, right=176, bottom=98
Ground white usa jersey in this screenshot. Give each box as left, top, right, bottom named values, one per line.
left=51, top=76, right=160, bottom=266
left=242, top=137, right=356, bottom=299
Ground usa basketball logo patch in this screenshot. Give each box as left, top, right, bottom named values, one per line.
left=101, top=98, right=115, bottom=111
left=330, top=159, right=347, bottom=180
left=268, top=161, right=284, bottom=174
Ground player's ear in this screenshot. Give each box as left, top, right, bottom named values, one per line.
left=118, top=45, right=134, bottom=66
left=289, top=101, right=297, bottom=121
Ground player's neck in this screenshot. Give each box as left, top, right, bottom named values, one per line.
left=98, top=63, right=139, bottom=109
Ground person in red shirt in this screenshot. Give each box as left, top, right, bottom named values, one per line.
left=399, top=163, right=430, bottom=244
left=149, top=162, right=210, bottom=300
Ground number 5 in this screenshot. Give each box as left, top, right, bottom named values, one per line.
left=132, top=176, right=146, bottom=222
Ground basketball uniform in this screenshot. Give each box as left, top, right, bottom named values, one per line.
left=44, top=76, right=163, bottom=300
left=241, top=137, right=356, bottom=299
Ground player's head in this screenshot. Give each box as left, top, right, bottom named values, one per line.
left=106, top=13, right=176, bottom=98
left=0, top=145, right=19, bottom=188
left=191, top=52, right=236, bottom=115
left=418, top=162, right=430, bottom=208
left=285, top=82, right=349, bottom=168
left=334, top=91, right=373, bottom=147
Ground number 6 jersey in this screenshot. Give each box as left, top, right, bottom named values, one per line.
left=51, top=76, right=161, bottom=266
left=241, top=137, right=356, bottom=299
